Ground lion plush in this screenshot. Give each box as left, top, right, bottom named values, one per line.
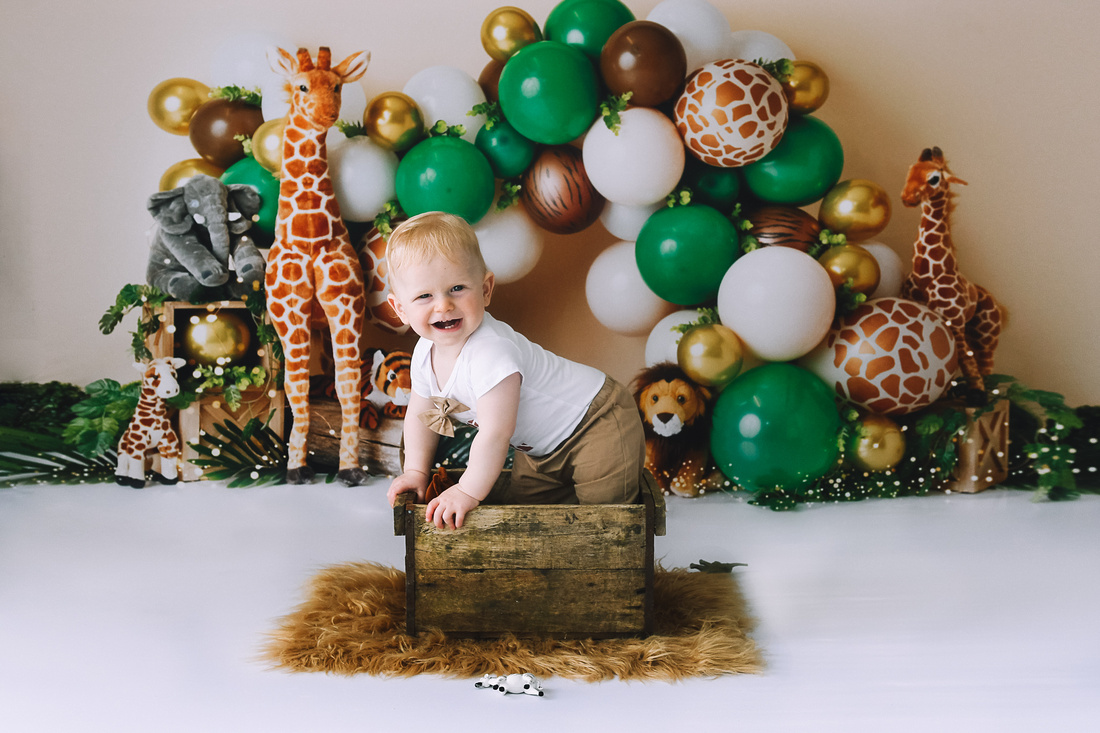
left=632, top=362, right=719, bottom=498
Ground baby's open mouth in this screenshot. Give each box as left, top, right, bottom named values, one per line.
left=432, top=318, right=462, bottom=331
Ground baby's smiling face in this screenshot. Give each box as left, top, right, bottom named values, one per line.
left=387, top=253, right=494, bottom=352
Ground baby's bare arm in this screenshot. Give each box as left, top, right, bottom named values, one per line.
left=387, top=391, right=439, bottom=507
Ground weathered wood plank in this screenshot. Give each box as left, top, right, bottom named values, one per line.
left=413, top=568, right=648, bottom=637
left=411, top=505, right=647, bottom=570
left=307, top=398, right=402, bottom=475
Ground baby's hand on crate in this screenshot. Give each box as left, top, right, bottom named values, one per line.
left=425, top=485, right=480, bottom=530
left=387, top=470, right=429, bottom=507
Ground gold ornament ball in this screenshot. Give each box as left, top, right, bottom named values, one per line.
left=251, top=118, right=286, bottom=174
left=363, top=92, right=425, bottom=152
left=181, top=311, right=252, bottom=367
left=677, top=323, right=744, bottom=388
left=785, top=61, right=829, bottom=115
left=818, top=244, right=882, bottom=295
left=481, top=6, right=543, bottom=62
left=818, top=178, right=892, bottom=242
left=848, top=414, right=906, bottom=472
left=159, top=158, right=225, bottom=191
left=148, top=78, right=210, bottom=135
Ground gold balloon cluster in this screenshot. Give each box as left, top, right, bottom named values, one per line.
left=159, top=158, right=225, bottom=192
left=677, top=323, right=744, bottom=388
left=848, top=414, right=906, bottom=472
left=180, top=311, right=252, bottom=367
left=818, top=244, right=881, bottom=295
left=251, top=118, right=286, bottom=174
left=147, top=78, right=210, bottom=136
left=819, top=178, right=892, bottom=242
left=784, top=61, right=829, bottom=115
left=363, top=92, right=425, bottom=152
left=480, top=6, right=542, bottom=61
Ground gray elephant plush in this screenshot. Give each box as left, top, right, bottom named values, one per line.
left=146, top=175, right=266, bottom=302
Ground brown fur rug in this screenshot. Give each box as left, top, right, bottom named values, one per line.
left=261, top=562, right=762, bottom=681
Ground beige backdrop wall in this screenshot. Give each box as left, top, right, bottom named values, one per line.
left=2, top=0, right=1098, bottom=406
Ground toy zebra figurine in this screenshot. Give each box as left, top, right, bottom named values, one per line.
left=474, top=673, right=545, bottom=697
left=115, top=357, right=186, bottom=489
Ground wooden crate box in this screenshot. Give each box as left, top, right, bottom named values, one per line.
left=394, top=472, right=666, bottom=639
left=147, top=300, right=285, bottom=481
left=946, top=399, right=1010, bottom=493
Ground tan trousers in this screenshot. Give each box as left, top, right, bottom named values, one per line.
left=487, top=376, right=645, bottom=505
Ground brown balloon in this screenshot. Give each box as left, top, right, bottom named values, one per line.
left=744, top=205, right=821, bottom=251
left=188, top=98, right=264, bottom=169
left=520, top=146, right=605, bottom=235
left=600, top=20, right=687, bottom=108
left=478, top=59, right=506, bottom=104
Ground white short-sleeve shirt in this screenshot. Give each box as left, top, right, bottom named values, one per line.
left=410, top=313, right=605, bottom=456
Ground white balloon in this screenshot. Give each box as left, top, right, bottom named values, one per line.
left=647, top=0, right=734, bottom=73
left=582, top=108, right=685, bottom=206
left=860, top=242, right=907, bottom=299
left=600, top=201, right=663, bottom=241
left=586, top=241, right=676, bottom=336
left=403, top=65, right=486, bottom=144
left=716, top=247, right=835, bottom=362
left=645, top=309, right=703, bottom=366
left=726, top=30, right=795, bottom=63
left=328, top=137, right=399, bottom=223
left=211, top=33, right=290, bottom=91
left=474, top=203, right=543, bottom=284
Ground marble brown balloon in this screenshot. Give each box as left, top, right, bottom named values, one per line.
left=520, top=145, right=605, bottom=235
left=744, top=204, right=821, bottom=251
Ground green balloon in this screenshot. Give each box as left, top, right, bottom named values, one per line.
left=680, top=157, right=742, bottom=213
left=220, top=155, right=279, bottom=237
left=475, top=120, right=539, bottom=179
left=395, top=136, right=496, bottom=224
left=545, top=0, right=635, bottom=62
left=711, top=364, right=841, bottom=491
left=741, top=115, right=844, bottom=206
left=635, top=204, right=740, bottom=305
left=498, top=41, right=599, bottom=145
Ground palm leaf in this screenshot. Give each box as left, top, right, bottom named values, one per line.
left=188, top=417, right=287, bottom=487
left=0, top=426, right=117, bottom=487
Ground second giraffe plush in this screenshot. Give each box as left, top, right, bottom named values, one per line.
left=265, top=46, right=371, bottom=485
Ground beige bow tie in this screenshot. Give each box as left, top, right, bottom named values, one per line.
left=418, top=397, right=470, bottom=437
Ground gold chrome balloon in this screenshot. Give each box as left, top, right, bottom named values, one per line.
left=677, top=323, right=744, bottom=388
left=785, top=61, right=829, bottom=115
left=818, top=178, right=892, bottom=242
left=159, top=158, right=225, bottom=191
left=363, top=92, right=425, bottom=152
left=481, top=6, right=543, bottom=62
left=181, top=311, right=252, bottom=367
left=818, top=244, right=882, bottom=295
left=251, top=118, right=286, bottom=174
left=147, top=78, right=210, bottom=135
left=848, top=414, right=906, bottom=472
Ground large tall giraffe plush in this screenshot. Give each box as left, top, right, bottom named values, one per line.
left=266, top=46, right=370, bottom=485
left=901, top=147, right=1004, bottom=401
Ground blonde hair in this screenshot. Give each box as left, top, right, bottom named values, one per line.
left=385, top=211, right=487, bottom=280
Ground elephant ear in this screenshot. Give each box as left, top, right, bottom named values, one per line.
left=147, top=189, right=192, bottom=235
left=226, top=184, right=262, bottom=234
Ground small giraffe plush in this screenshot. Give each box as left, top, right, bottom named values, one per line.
left=115, top=358, right=186, bottom=489
left=901, top=147, right=1004, bottom=403
left=265, top=46, right=371, bottom=486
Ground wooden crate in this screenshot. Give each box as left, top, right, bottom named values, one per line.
left=307, top=398, right=403, bottom=476
left=946, top=399, right=1010, bottom=493
left=147, top=300, right=285, bottom=481
left=394, top=472, right=666, bottom=639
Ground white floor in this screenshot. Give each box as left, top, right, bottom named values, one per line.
left=1, top=478, right=1097, bottom=733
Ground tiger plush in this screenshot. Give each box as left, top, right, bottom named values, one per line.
left=360, top=349, right=412, bottom=429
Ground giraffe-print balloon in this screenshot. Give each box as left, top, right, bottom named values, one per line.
left=800, top=297, right=958, bottom=415
left=358, top=225, right=409, bottom=335
left=674, top=59, right=788, bottom=168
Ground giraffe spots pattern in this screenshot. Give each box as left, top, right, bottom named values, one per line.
left=800, top=297, right=958, bottom=415
left=674, top=59, right=789, bottom=168
left=356, top=225, right=409, bottom=335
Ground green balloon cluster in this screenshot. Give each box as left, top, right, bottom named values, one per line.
left=220, top=156, right=279, bottom=237
left=497, top=40, right=600, bottom=145
left=710, top=364, right=841, bottom=491
left=635, top=204, right=740, bottom=305
left=395, top=136, right=496, bottom=224
left=475, top=119, right=538, bottom=179
left=544, top=0, right=636, bottom=62
left=742, top=115, right=844, bottom=206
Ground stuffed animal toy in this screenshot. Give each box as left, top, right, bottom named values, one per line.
left=474, top=673, right=545, bottom=696
left=361, top=349, right=412, bottom=428
left=115, top=357, right=186, bottom=489
left=146, top=174, right=265, bottom=302
left=632, top=362, right=720, bottom=498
